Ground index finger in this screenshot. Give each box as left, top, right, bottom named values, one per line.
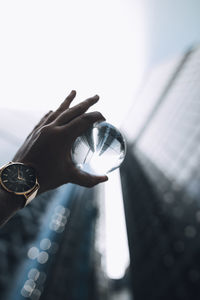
left=55, top=95, right=100, bottom=126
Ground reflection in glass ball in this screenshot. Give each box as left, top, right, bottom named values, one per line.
left=71, top=122, right=126, bottom=176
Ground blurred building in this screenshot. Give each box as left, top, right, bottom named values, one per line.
left=121, top=45, right=200, bottom=300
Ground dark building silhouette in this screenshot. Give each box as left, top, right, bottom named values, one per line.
left=121, top=45, right=200, bottom=300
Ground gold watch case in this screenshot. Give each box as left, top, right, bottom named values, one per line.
left=0, top=162, right=40, bottom=200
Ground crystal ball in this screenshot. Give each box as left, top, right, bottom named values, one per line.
left=71, top=121, right=126, bottom=175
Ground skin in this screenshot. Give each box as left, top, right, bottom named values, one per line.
left=0, top=90, right=108, bottom=226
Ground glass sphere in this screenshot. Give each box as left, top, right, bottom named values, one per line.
left=71, top=121, right=126, bottom=175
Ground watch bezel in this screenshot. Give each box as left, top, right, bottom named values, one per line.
left=0, top=162, right=39, bottom=196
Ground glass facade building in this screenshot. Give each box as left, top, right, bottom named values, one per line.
left=121, top=45, right=200, bottom=300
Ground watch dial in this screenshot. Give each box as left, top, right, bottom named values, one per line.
left=1, top=164, right=37, bottom=193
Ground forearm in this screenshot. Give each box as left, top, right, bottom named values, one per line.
left=0, top=187, right=24, bottom=227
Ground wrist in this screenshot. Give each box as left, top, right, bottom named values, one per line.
left=0, top=185, right=25, bottom=210
left=0, top=185, right=24, bottom=227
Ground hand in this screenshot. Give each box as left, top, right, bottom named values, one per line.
left=13, top=90, right=108, bottom=194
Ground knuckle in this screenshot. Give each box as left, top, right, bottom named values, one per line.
left=44, top=110, right=52, bottom=118
left=56, top=107, right=62, bottom=114
left=47, top=113, right=56, bottom=123
left=39, top=125, right=52, bottom=135
left=67, top=107, right=73, bottom=115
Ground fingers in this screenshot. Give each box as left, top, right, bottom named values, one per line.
left=58, top=90, right=76, bottom=111
left=55, top=95, right=99, bottom=126
left=64, top=111, right=106, bottom=143
left=26, top=110, right=52, bottom=139
left=45, top=90, right=76, bottom=124
left=71, top=168, right=108, bottom=187
left=36, top=111, right=53, bottom=128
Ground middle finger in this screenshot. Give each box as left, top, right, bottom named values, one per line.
left=55, top=95, right=100, bottom=126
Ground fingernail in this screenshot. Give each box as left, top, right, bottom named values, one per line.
left=99, top=176, right=108, bottom=182
left=93, top=95, right=99, bottom=100
left=100, top=117, right=106, bottom=122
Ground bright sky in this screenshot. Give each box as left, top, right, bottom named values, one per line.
left=0, top=0, right=146, bottom=127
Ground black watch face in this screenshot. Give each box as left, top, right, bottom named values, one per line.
left=1, top=163, right=37, bottom=193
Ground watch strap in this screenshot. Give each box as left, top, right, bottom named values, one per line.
left=24, top=182, right=40, bottom=206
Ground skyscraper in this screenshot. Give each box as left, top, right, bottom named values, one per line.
left=121, top=45, right=200, bottom=300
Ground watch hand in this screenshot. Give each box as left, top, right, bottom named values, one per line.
left=17, top=168, right=20, bottom=179
left=18, top=169, right=24, bottom=180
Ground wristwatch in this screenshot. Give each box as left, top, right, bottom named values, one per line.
left=0, top=162, right=40, bottom=207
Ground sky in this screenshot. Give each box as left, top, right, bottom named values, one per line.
left=0, top=0, right=146, bottom=127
